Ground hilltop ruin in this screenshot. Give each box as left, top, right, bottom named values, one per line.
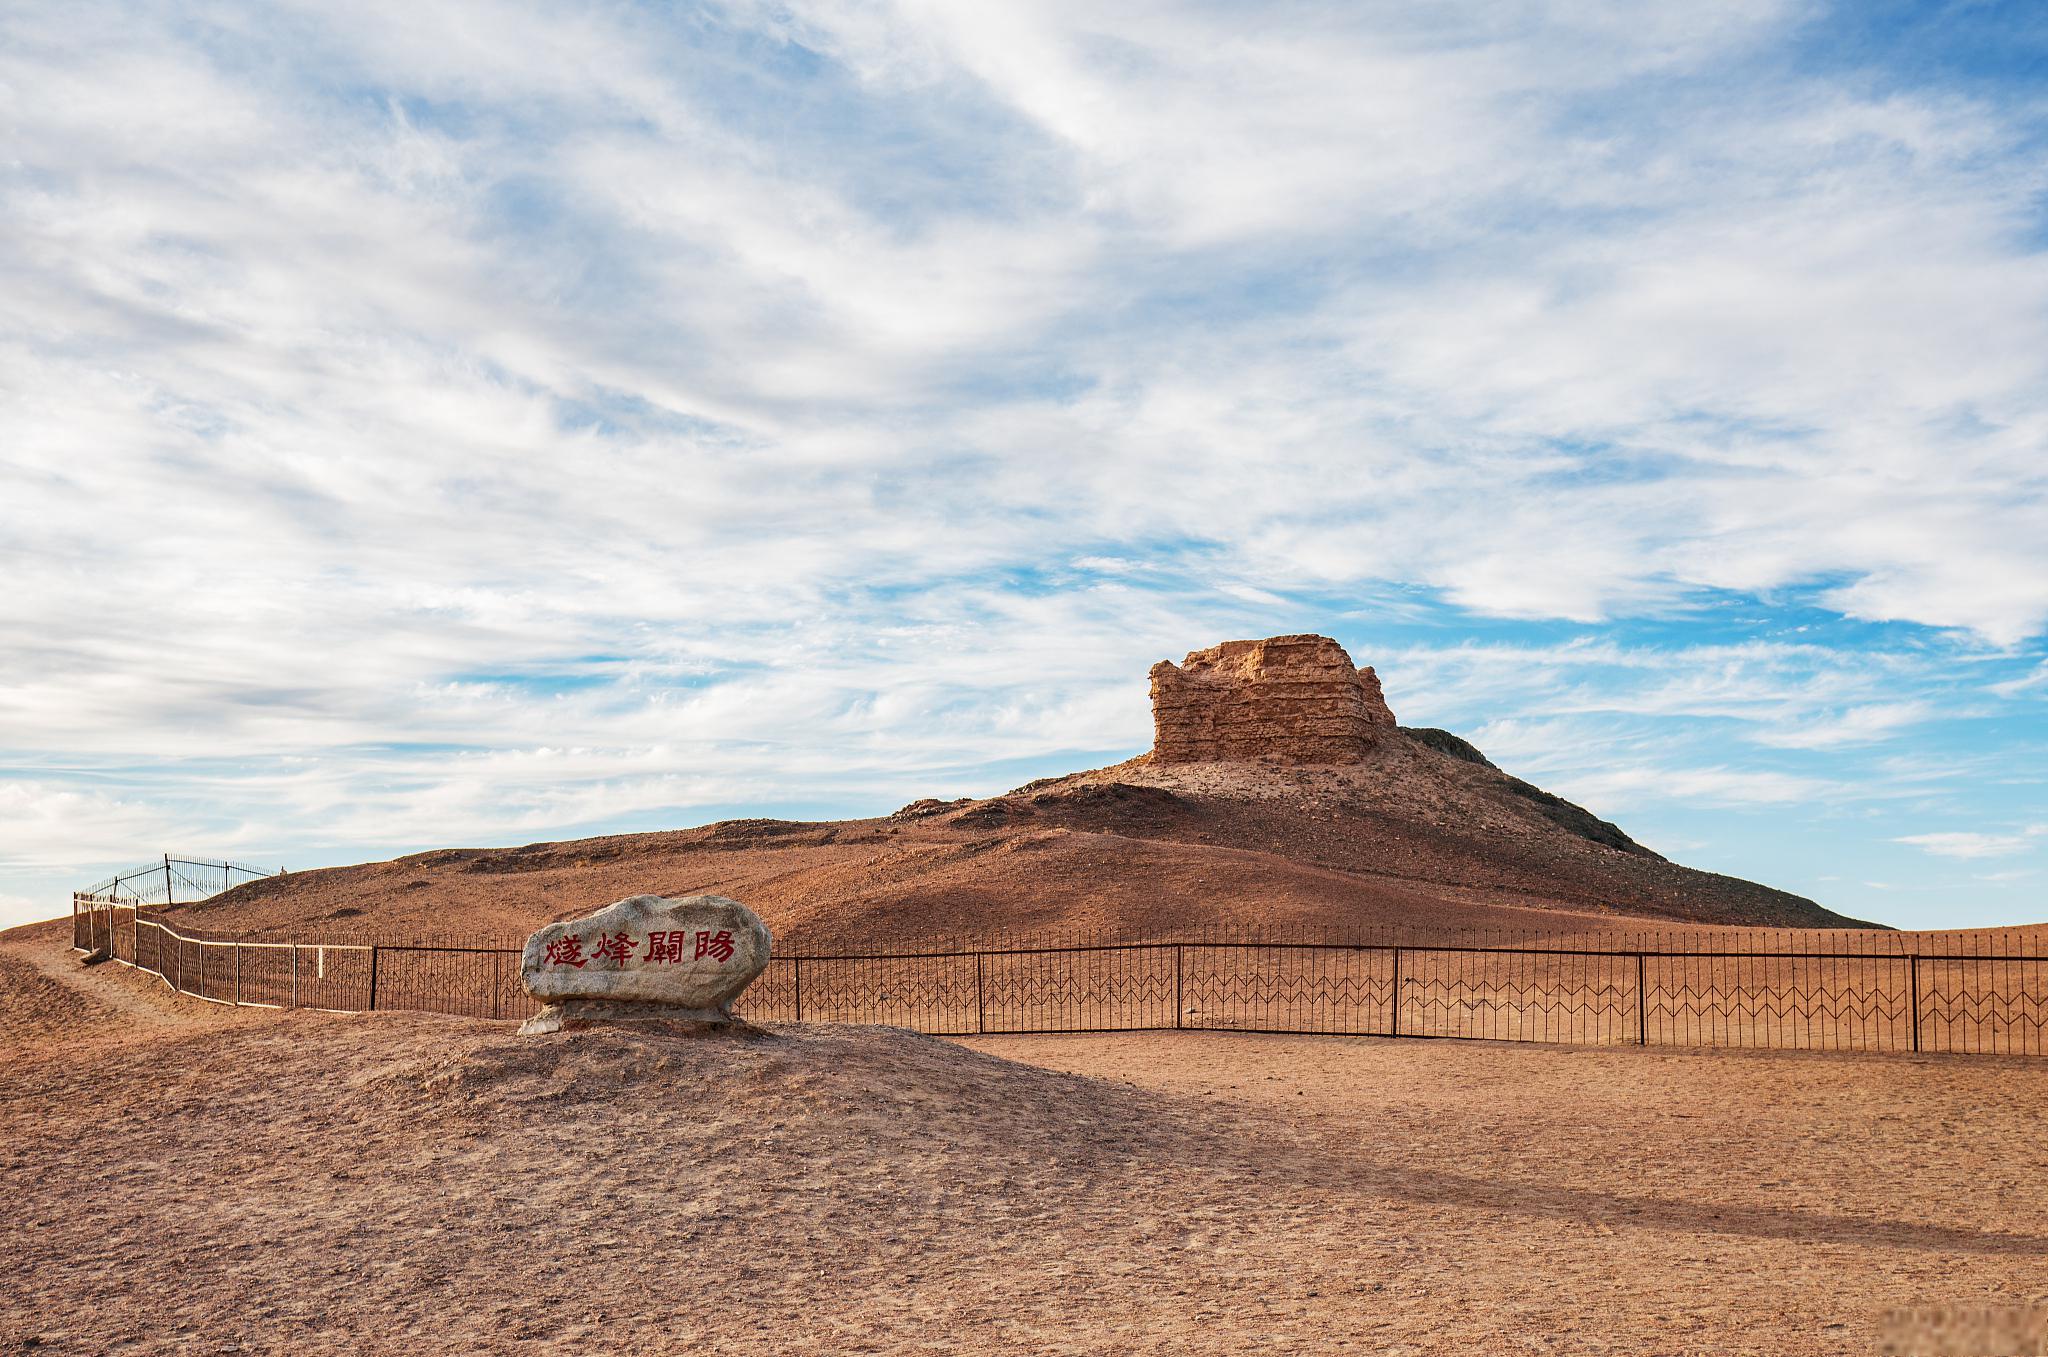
left=1148, top=634, right=1396, bottom=764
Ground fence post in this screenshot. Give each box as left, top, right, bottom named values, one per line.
left=976, top=952, right=986, bottom=1034
left=291, top=943, right=298, bottom=1009
left=368, top=945, right=380, bottom=1012
left=1173, top=944, right=1183, bottom=1029
left=1910, top=953, right=1921, bottom=1053
left=163, top=853, right=174, bottom=906
left=1636, top=953, right=1647, bottom=1046
left=793, top=957, right=804, bottom=1024
left=1390, top=947, right=1402, bottom=1038
left=234, top=943, right=242, bottom=1006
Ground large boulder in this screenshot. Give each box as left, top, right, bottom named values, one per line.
left=519, top=893, right=771, bottom=1034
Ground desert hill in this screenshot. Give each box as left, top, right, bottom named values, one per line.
left=162, top=635, right=1864, bottom=944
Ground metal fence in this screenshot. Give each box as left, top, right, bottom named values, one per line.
left=71, top=893, right=2048, bottom=1055
left=80, top=855, right=278, bottom=907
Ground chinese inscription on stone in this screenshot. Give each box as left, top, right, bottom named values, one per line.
left=519, top=893, right=771, bottom=1034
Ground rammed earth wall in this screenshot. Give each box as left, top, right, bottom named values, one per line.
left=1148, top=634, right=1396, bottom=764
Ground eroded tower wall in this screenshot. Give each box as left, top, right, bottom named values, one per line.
left=1148, top=634, right=1395, bottom=764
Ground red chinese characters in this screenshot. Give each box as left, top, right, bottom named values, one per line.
left=589, top=932, right=635, bottom=965
left=641, top=931, right=688, bottom=963
left=550, top=928, right=738, bottom=967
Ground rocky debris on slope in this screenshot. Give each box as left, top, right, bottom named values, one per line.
left=1402, top=727, right=1495, bottom=768
left=1144, top=635, right=1661, bottom=862
left=1150, top=635, right=1396, bottom=764
left=1397, top=726, right=1659, bottom=860
left=1493, top=774, right=1662, bottom=860
left=892, top=798, right=966, bottom=820
left=956, top=783, right=1192, bottom=835
left=1030, top=781, right=1186, bottom=818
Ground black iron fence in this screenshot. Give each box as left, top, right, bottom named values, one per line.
left=80, top=855, right=278, bottom=907
left=70, top=894, right=2048, bottom=1055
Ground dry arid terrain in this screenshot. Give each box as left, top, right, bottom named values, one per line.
left=27, top=639, right=2044, bottom=1353
left=160, top=732, right=1869, bottom=950
left=7, top=918, right=2046, bottom=1356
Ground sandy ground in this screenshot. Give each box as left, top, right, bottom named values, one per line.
left=6, top=927, right=2046, bottom=1356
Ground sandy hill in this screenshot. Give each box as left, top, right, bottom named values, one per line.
left=161, top=635, right=1864, bottom=945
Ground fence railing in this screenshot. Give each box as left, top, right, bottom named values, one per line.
left=79, top=855, right=278, bottom=907
left=70, top=894, right=2048, bottom=1055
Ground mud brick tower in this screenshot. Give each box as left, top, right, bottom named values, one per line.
left=1147, top=634, right=1395, bottom=764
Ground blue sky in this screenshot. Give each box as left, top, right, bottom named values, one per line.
left=3, top=0, right=2046, bottom=932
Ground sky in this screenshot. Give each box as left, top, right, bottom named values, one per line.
left=3, top=0, right=2046, bottom=933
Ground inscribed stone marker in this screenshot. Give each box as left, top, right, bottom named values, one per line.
left=519, top=893, right=771, bottom=1034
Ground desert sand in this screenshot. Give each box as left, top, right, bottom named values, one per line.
left=7, top=919, right=2044, bottom=1356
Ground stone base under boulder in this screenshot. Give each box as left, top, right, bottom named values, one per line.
left=518, top=998, right=742, bottom=1035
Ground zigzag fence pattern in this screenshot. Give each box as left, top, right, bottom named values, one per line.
left=70, top=894, right=2048, bottom=1055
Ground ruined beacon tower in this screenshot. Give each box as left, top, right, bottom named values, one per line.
left=1147, top=634, right=1395, bottom=764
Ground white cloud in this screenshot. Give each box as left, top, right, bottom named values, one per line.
left=1555, top=765, right=1843, bottom=809
left=1989, top=663, right=2048, bottom=699
left=1749, top=702, right=1936, bottom=750
left=0, top=783, right=210, bottom=871
left=1, top=1, right=2045, bottom=928
left=1895, top=827, right=2048, bottom=860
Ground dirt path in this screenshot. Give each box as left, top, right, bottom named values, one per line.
left=0, top=920, right=250, bottom=1041
left=5, top=938, right=175, bottom=1025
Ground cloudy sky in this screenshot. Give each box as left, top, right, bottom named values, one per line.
left=4, top=0, right=2046, bottom=932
